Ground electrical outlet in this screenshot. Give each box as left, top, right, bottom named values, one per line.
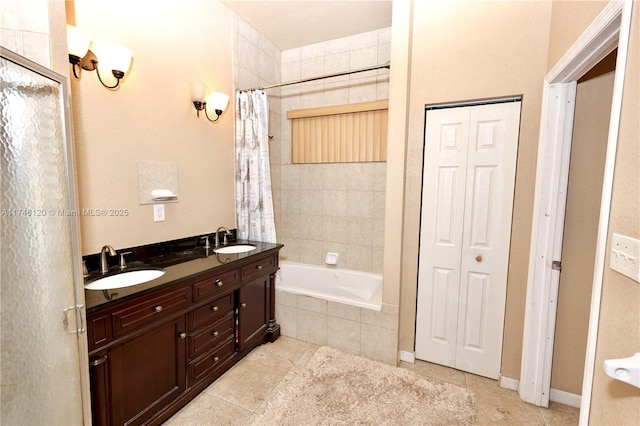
left=153, top=204, right=165, bottom=222
left=610, top=233, right=640, bottom=283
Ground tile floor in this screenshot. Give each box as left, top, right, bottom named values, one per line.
left=165, top=336, right=579, bottom=425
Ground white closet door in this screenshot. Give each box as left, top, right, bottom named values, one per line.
left=416, top=101, right=521, bottom=379
left=416, top=107, right=470, bottom=367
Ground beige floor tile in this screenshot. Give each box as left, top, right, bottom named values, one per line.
left=465, top=372, right=521, bottom=401
left=400, top=359, right=467, bottom=387
left=539, top=401, right=580, bottom=426
left=204, top=350, right=292, bottom=411
left=255, top=335, right=314, bottom=365
left=474, top=388, right=545, bottom=425
left=164, top=393, right=251, bottom=426
left=166, top=337, right=577, bottom=426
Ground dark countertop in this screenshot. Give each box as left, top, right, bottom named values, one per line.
left=84, top=240, right=282, bottom=313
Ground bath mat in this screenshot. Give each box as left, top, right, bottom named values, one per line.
left=249, top=346, right=477, bottom=425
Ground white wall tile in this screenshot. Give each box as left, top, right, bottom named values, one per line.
left=346, top=244, right=372, bottom=271
left=346, top=217, right=373, bottom=245
left=328, top=316, right=361, bottom=355
left=298, top=295, right=328, bottom=313
left=297, top=310, right=327, bottom=345
left=347, top=191, right=373, bottom=218
left=347, top=163, right=375, bottom=190
left=0, top=0, right=18, bottom=30
left=322, top=190, right=347, bottom=217
left=21, top=31, right=49, bottom=68
left=328, top=301, right=361, bottom=321
left=323, top=217, right=347, bottom=244
left=277, top=27, right=391, bottom=273
left=0, top=28, right=22, bottom=53
left=17, top=0, right=48, bottom=33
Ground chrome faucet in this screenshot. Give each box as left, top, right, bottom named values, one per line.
left=215, top=227, right=231, bottom=247
left=100, top=245, right=117, bottom=273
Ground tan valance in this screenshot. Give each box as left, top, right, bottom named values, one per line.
left=287, top=100, right=388, bottom=163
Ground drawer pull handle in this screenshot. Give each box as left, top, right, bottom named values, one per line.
left=90, top=355, right=108, bottom=367
left=213, top=356, right=219, bottom=363
left=255, top=265, right=263, bottom=270
left=215, top=280, right=223, bottom=287
left=212, top=331, right=219, bottom=337
left=154, top=305, right=163, bottom=313
left=240, top=302, right=247, bottom=308
left=211, top=305, right=218, bottom=312
left=179, top=332, right=187, bottom=339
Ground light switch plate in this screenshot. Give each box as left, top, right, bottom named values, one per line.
left=153, top=204, right=165, bottom=222
left=610, top=233, right=640, bottom=283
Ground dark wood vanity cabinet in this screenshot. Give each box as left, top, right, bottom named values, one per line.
left=86, top=250, right=280, bottom=426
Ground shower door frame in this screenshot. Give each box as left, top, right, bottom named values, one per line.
left=1, top=48, right=91, bottom=424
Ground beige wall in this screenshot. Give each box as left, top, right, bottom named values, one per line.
left=589, top=5, right=640, bottom=424
left=68, top=0, right=236, bottom=255
left=546, top=1, right=610, bottom=70
left=551, top=52, right=615, bottom=395
left=398, top=1, right=553, bottom=380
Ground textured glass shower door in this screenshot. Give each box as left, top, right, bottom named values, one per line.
left=0, top=50, right=89, bottom=424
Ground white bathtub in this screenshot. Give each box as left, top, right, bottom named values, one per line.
left=276, top=261, right=382, bottom=311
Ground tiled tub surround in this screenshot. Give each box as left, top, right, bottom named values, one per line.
left=278, top=28, right=391, bottom=274
left=275, top=262, right=398, bottom=366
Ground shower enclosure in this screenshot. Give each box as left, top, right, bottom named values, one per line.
left=0, top=49, right=90, bottom=424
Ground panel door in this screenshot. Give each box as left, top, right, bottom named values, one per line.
left=238, top=276, right=269, bottom=351
left=109, top=316, right=187, bottom=426
left=416, top=101, right=521, bottom=379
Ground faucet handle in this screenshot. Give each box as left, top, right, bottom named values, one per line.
left=200, top=236, right=210, bottom=249
left=119, top=251, right=132, bottom=270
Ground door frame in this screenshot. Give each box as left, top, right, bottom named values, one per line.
left=519, top=0, right=633, bottom=420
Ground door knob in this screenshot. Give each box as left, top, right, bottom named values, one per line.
left=179, top=332, right=186, bottom=339
left=475, top=255, right=482, bottom=262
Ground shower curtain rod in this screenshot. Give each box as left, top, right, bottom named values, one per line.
left=239, top=62, right=390, bottom=92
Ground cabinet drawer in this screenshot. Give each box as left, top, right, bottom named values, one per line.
left=111, top=286, right=191, bottom=338
left=190, top=293, right=234, bottom=330
left=241, top=255, right=276, bottom=281
left=193, top=269, right=239, bottom=302
left=87, top=312, right=111, bottom=351
left=189, top=312, right=234, bottom=360
left=189, top=337, right=235, bottom=384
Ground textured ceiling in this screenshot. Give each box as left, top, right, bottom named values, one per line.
left=222, top=1, right=392, bottom=50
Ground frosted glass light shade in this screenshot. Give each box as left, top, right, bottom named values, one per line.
left=207, top=91, right=229, bottom=112
left=66, top=25, right=91, bottom=59
left=189, top=82, right=207, bottom=103
left=92, top=42, right=132, bottom=74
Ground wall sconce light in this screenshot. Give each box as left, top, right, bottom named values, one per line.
left=67, top=25, right=132, bottom=90
left=189, top=82, right=229, bottom=123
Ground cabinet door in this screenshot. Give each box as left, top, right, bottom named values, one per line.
left=89, top=352, right=111, bottom=426
left=109, top=316, right=187, bottom=426
left=238, top=276, right=269, bottom=351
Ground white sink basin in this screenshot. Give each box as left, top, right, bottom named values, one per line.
left=85, top=268, right=165, bottom=290
left=214, top=244, right=256, bottom=254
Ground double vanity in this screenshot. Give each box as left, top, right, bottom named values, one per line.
left=84, top=234, right=282, bottom=425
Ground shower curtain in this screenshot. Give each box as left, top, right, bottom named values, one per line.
left=235, top=90, right=277, bottom=243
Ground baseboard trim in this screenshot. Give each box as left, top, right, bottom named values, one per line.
left=549, top=388, right=581, bottom=408
left=499, top=376, right=581, bottom=408
left=499, top=376, right=519, bottom=391
left=399, top=350, right=415, bottom=363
